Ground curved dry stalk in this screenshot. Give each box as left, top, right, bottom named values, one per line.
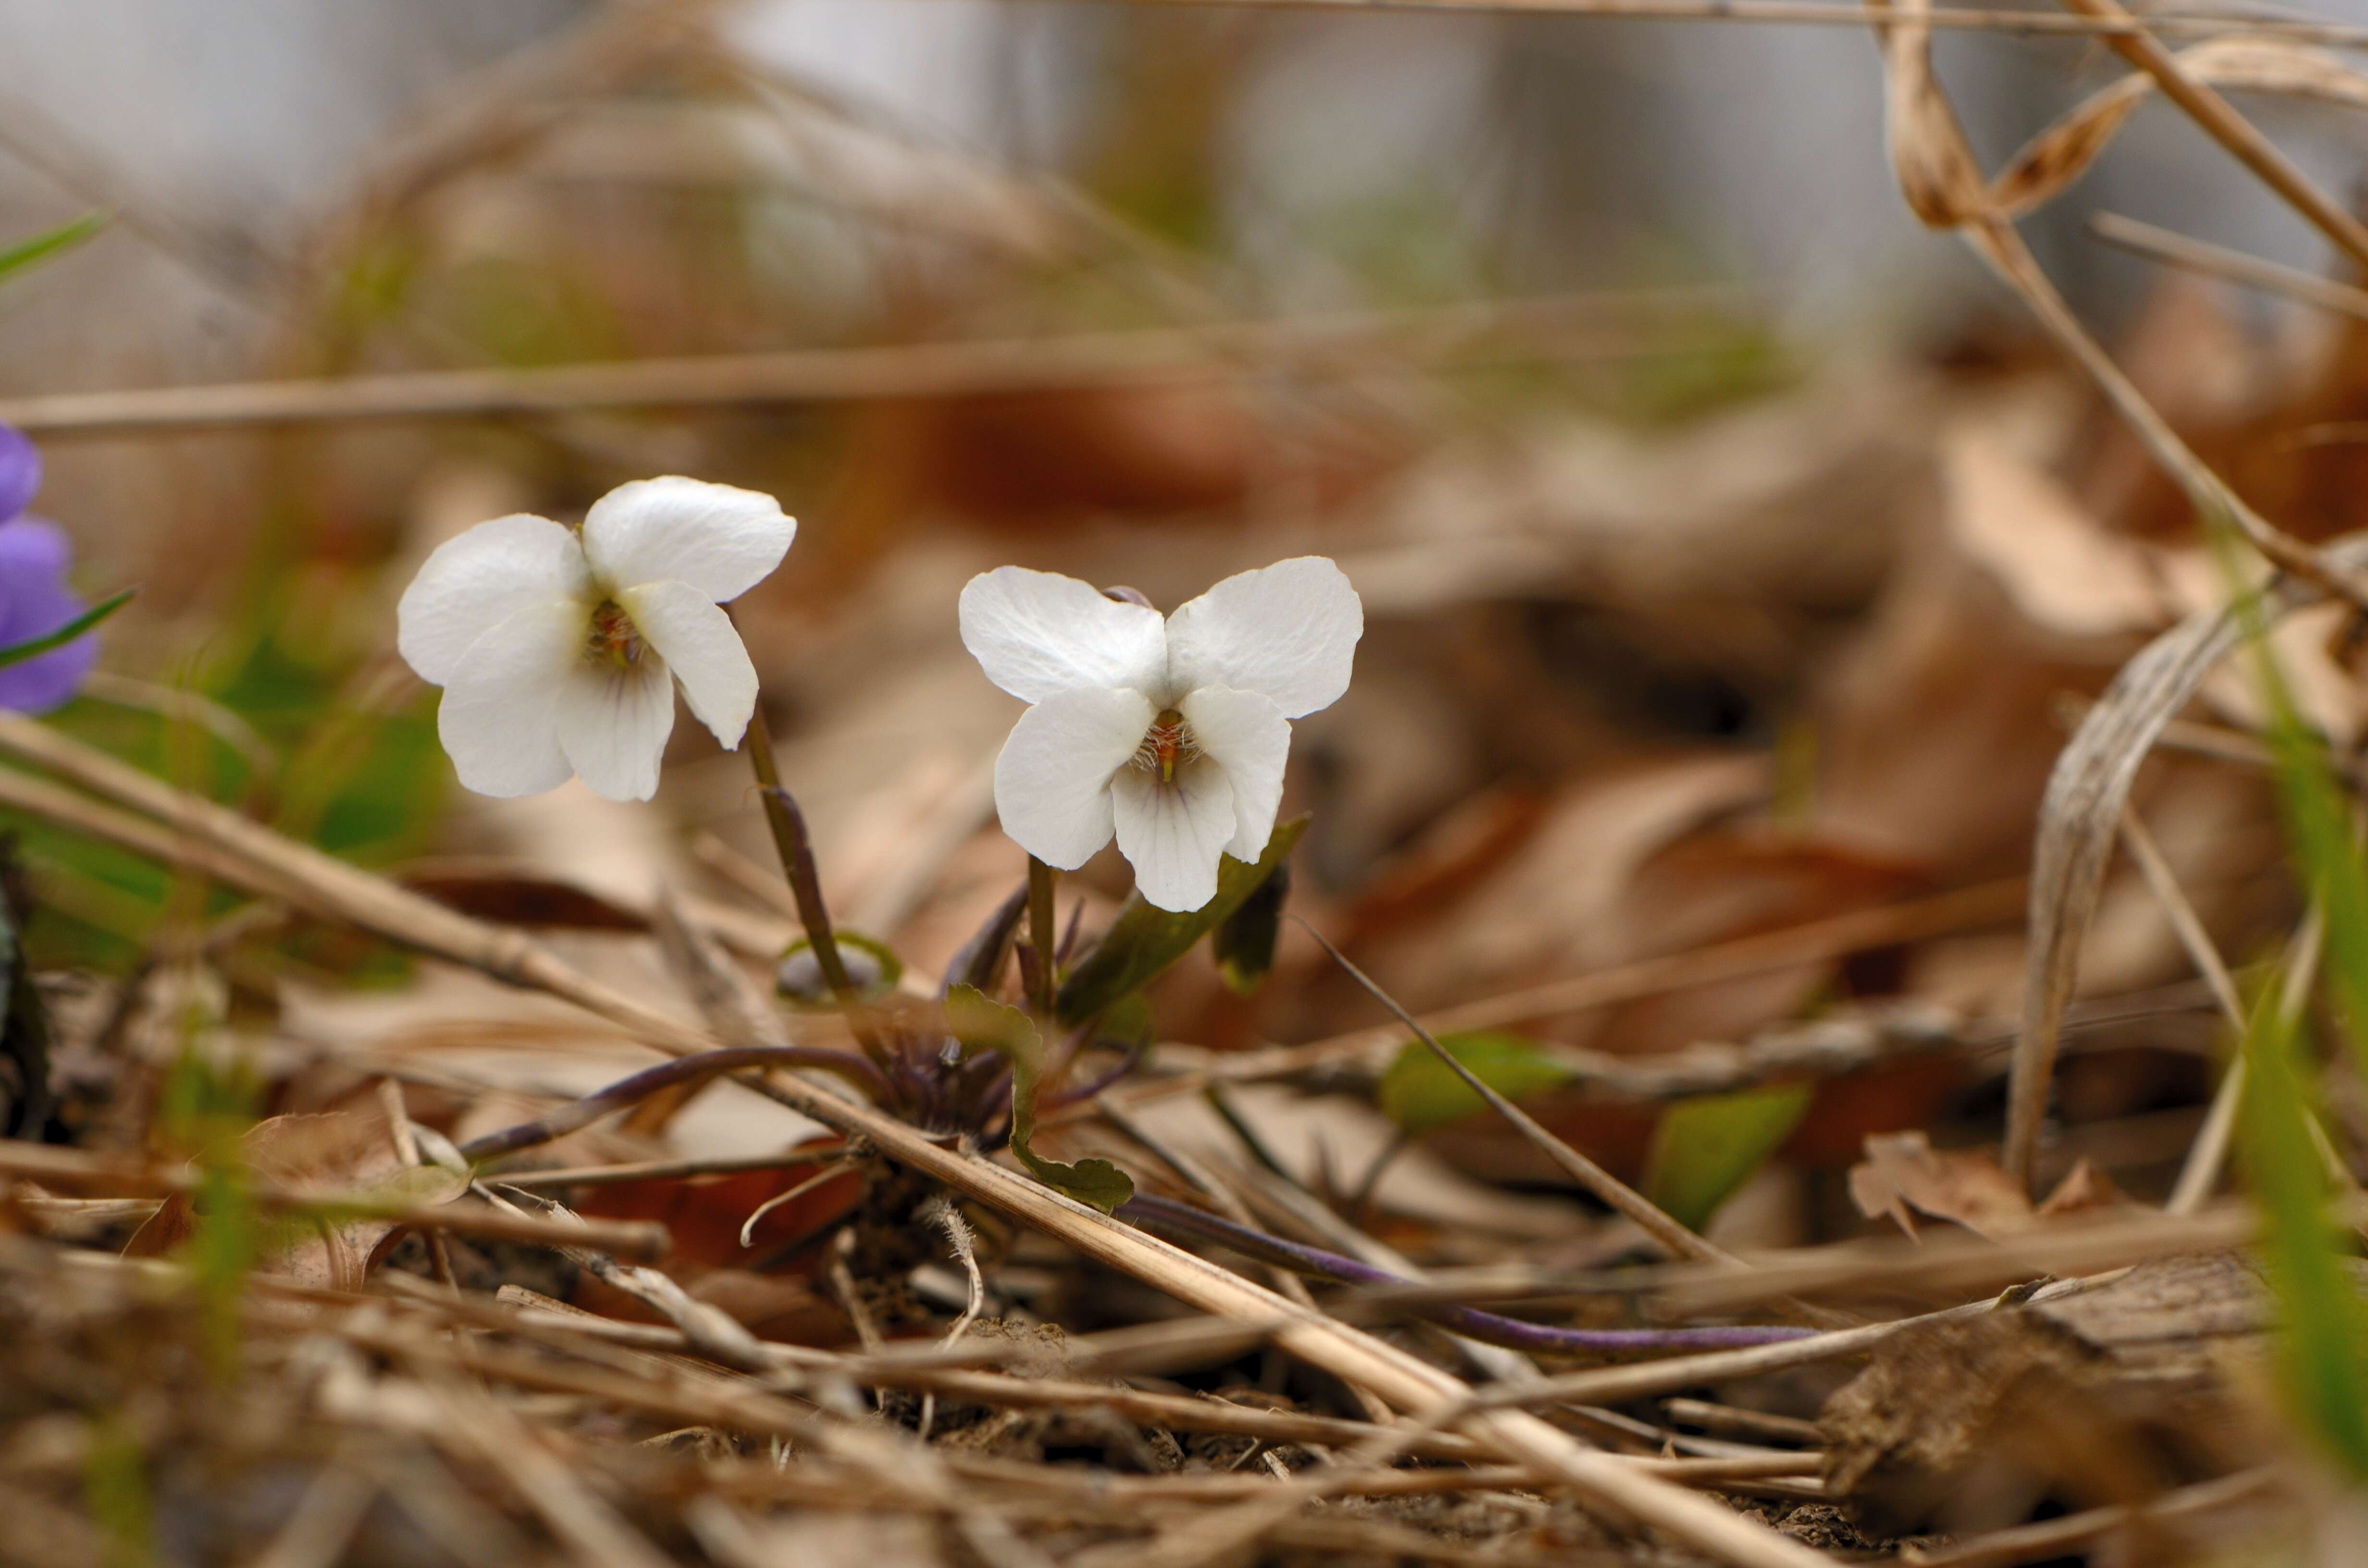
left=2053, top=0, right=2368, bottom=274
left=2005, top=542, right=2368, bottom=1188
left=2092, top=211, right=2368, bottom=324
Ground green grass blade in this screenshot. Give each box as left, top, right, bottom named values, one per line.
left=0, top=588, right=134, bottom=669
left=0, top=213, right=106, bottom=287
left=2238, top=981, right=2368, bottom=1477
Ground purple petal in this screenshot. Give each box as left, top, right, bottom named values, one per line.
left=0, top=517, right=95, bottom=713
left=0, top=424, right=37, bottom=523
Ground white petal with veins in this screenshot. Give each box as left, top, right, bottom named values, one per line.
left=1165, top=556, right=1363, bottom=719
left=960, top=567, right=1169, bottom=704
left=583, top=476, right=797, bottom=600
left=1110, top=758, right=1237, bottom=912
left=555, top=649, right=677, bottom=802
left=993, top=685, right=1156, bottom=869
left=435, top=599, right=580, bottom=797
left=399, top=514, right=588, bottom=686
left=622, top=579, right=759, bottom=750
left=1181, top=685, right=1291, bottom=862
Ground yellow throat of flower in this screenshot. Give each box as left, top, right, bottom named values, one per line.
left=588, top=599, right=643, bottom=667
left=1142, top=708, right=1191, bottom=783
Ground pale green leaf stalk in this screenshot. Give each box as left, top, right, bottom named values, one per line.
left=945, top=983, right=1134, bottom=1213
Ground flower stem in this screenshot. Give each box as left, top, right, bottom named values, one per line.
left=743, top=705, right=889, bottom=1063
left=1024, top=856, right=1057, bottom=1016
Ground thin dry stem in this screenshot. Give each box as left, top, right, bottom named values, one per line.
left=1291, top=915, right=1744, bottom=1269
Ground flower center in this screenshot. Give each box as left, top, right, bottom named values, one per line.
left=586, top=599, right=644, bottom=667
left=1133, top=708, right=1198, bottom=784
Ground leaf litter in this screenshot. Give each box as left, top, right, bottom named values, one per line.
left=12, top=3, right=2368, bottom=1564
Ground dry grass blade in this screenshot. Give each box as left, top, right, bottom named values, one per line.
left=2009, top=542, right=2368, bottom=1188
left=0, top=717, right=1837, bottom=1568
left=2050, top=0, right=2368, bottom=272
left=1866, top=0, right=2368, bottom=1186
left=1098, top=0, right=2368, bottom=44
left=0, top=291, right=1738, bottom=439
left=1660, top=1202, right=2268, bottom=1311
left=1290, top=916, right=1743, bottom=1268
left=2092, top=210, right=2368, bottom=322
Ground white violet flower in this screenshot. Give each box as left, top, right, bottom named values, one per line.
left=960, top=556, right=1362, bottom=913
left=398, top=477, right=796, bottom=803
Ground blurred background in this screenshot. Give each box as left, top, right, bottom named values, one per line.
left=8, top=0, right=2368, bottom=1245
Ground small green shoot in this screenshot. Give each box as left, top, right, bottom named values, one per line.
left=1377, top=1030, right=1577, bottom=1136
left=946, top=983, right=1135, bottom=1213
left=1643, top=1082, right=1812, bottom=1232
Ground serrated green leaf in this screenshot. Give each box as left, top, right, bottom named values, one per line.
left=946, top=983, right=1135, bottom=1213
left=1211, top=858, right=1288, bottom=995
left=1376, top=1030, right=1577, bottom=1136
left=0, top=588, right=133, bottom=670
left=1642, top=1083, right=1812, bottom=1233
left=0, top=213, right=105, bottom=287
left=1054, top=815, right=1307, bottom=1026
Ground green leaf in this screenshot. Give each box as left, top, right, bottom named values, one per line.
left=2238, top=982, right=2368, bottom=1478
left=1054, top=815, right=1307, bottom=1026
left=1642, top=1083, right=1812, bottom=1233
left=0, top=588, right=133, bottom=669
left=1377, top=1030, right=1577, bottom=1136
left=2211, top=522, right=2368, bottom=1077
left=0, top=213, right=105, bottom=287
left=1211, top=858, right=1288, bottom=995
left=946, top=983, right=1135, bottom=1213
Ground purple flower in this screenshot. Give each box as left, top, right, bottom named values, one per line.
left=0, top=421, right=36, bottom=523
left=0, top=422, right=96, bottom=713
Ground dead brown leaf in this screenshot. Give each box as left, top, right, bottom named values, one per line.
left=123, top=1106, right=467, bottom=1289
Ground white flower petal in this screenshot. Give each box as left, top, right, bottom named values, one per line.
left=1181, top=685, right=1291, bottom=862
left=435, top=600, right=580, bottom=797
left=1164, top=556, right=1363, bottom=719
left=581, top=477, right=796, bottom=602
left=621, top=579, right=758, bottom=752
left=1110, top=756, right=1236, bottom=913
left=992, top=685, right=1155, bottom=869
left=555, top=648, right=677, bottom=803
left=398, top=514, right=588, bottom=686
left=960, top=567, right=1169, bottom=704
